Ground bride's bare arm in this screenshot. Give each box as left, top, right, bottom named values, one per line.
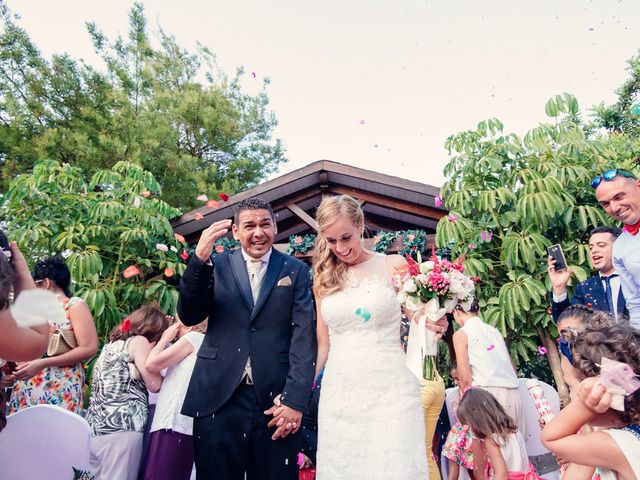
left=315, top=301, right=330, bottom=378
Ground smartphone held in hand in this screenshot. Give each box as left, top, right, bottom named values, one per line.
left=547, top=244, right=568, bottom=271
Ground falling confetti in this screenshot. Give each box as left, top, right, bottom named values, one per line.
left=447, top=213, right=458, bottom=223
left=297, top=453, right=305, bottom=467
left=123, top=265, right=141, bottom=279
left=207, top=200, right=220, bottom=209
left=355, top=307, right=371, bottom=322
left=197, top=194, right=208, bottom=202
left=486, top=344, right=495, bottom=351
left=174, top=233, right=186, bottom=243
left=359, top=120, right=365, bottom=125
left=251, top=71, right=257, bottom=78
left=142, top=191, right=151, bottom=198
left=164, top=267, right=174, bottom=278
left=434, top=195, right=442, bottom=207
left=180, top=250, right=189, bottom=261
left=537, top=346, right=548, bottom=355
left=170, top=246, right=178, bottom=252
left=194, top=212, right=204, bottom=221
left=219, top=193, right=230, bottom=202
left=132, top=196, right=141, bottom=208
left=156, top=243, right=169, bottom=252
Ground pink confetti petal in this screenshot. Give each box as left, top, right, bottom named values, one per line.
left=194, top=212, right=204, bottom=221
left=359, top=119, right=365, bottom=125
left=207, top=200, right=219, bottom=209
left=180, top=249, right=189, bottom=261
left=123, top=265, right=141, bottom=279
left=297, top=452, right=304, bottom=467
left=218, top=193, right=230, bottom=202
left=174, top=233, right=186, bottom=243
left=468, top=243, right=476, bottom=249
left=142, top=191, right=151, bottom=198
left=156, top=243, right=169, bottom=252
left=537, top=346, right=548, bottom=355
left=164, top=267, right=174, bottom=278
left=169, top=246, right=178, bottom=252
left=251, top=71, right=257, bottom=78
left=197, top=194, right=208, bottom=202
left=486, top=344, right=495, bottom=351
left=481, top=230, right=494, bottom=242
left=435, top=194, right=442, bottom=207
left=133, top=196, right=141, bottom=208
left=447, top=213, right=458, bottom=223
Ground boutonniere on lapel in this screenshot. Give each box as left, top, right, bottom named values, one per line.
left=277, top=276, right=292, bottom=287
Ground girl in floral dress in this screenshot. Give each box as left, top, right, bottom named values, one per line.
left=7, top=256, right=98, bottom=414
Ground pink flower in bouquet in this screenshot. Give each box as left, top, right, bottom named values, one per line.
left=294, top=236, right=303, bottom=245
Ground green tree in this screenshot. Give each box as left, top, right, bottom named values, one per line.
left=2, top=159, right=187, bottom=339
left=0, top=3, right=285, bottom=210
left=435, top=93, right=632, bottom=401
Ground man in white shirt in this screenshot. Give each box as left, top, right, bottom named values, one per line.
left=593, top=168, right=640, bottom=328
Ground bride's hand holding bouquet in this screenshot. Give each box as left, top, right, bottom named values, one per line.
left=393, top=251, right=475, bottom=381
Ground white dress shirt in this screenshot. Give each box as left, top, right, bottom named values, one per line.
left=613, top=231, right=640, bottom=328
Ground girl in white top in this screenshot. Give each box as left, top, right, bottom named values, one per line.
left=542, top=323, right=640, bottom=480
left=141, top=316, right=206, bottom=480
left=452, top=299, right=526, bottom=436
left=457, top=388, right=542, bottom=479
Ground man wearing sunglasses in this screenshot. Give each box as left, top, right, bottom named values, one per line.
left=548, top=226, right=626, bottom=322
left=593, top=168, right=640, bottom=328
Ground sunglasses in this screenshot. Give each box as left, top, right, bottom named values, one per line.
left=590, top=168, right=637, bottom=189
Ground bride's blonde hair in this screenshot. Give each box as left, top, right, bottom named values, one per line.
left=313, top=195, right=364, bottom=299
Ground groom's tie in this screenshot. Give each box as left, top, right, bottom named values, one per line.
left=243, top=258, right=262, bottom=386
left=247, top=259, right=262, bottom=302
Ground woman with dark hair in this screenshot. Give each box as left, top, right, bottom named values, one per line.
left=86, top=304, right=169, bottom=480
left=7, top=256, right=98, bottom=414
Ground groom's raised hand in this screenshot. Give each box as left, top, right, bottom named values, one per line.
left=264, top=395, right=303, bottom=440
left=195, top=219, right=232, bottom=262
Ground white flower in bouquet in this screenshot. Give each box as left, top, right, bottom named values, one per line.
left=416, top=273, right=429, bottom=285
left=448, top=271, right=467, bottom=294
left=402, top=279, right=417, bottom=293
left=419, top=260, right=435, bottom=273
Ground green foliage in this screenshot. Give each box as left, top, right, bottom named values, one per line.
left=436, top=93, right=626, bottom=367
left=372, top=231, right=397, bottom=253
left=287, top=234, right=316, bottom=255
left=2, top=160, right=186, bottom=340
left=0, top=3, right=285, bottom=210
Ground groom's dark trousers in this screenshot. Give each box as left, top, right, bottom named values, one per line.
left=178, top=249, right=316, bottom=480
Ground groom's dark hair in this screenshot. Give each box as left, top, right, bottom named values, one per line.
left=234, top=198, right=276, bottom=224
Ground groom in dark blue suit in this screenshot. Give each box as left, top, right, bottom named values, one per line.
left=548, top=226, right=626, bottom=322
left=178, top=198, right=317, bottom=480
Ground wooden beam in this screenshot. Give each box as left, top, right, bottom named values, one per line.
left=286, top=202, right=318, bottom=231
left=329, top=185, right=445, bottom=220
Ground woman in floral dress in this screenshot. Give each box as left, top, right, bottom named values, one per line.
left=7, top=256, right=98, bottom=414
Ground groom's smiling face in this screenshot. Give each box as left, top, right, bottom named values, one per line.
left=232, top=208, right=276, bottom=259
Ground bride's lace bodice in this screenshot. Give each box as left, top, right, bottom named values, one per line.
left=320, top=254, right=401, bottom=351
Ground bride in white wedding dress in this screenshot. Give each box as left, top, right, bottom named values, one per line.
left=312, top=195, right=428, bottom=479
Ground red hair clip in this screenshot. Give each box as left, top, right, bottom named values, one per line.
left=119, top=318, right=131, bottom=333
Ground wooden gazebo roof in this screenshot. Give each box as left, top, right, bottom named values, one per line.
left=171, top=160, right=446, bottom=249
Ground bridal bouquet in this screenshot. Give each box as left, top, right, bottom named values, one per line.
left=393, top=251, right=475, bottom=381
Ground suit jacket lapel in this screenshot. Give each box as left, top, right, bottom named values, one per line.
left=591, top=275, right=606, bottom=307
left=251, top=250, right=285, bottom=320
left=230, top=250, right=254, bottom=311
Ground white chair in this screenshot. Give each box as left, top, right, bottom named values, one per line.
left=0, top=404, right=92, bottom=480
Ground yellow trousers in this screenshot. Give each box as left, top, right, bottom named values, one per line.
left=421, top=376, right=446, bottom=480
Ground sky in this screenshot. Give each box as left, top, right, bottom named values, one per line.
left=6, top=0, right=640, bottom=188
